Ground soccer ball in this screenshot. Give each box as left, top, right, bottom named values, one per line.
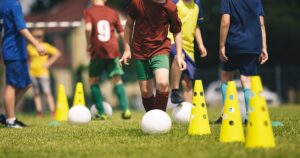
left=172, top=102, right=193, bottom=124
left=68, top=106, right=91, bottom=125
left=140, top=109, right=172, bottom=134
left=90, top=102, right=113, bottom=118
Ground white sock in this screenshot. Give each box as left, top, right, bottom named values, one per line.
left=6, top=117, right=16, bottom=124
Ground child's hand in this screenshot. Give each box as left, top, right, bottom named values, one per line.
left=43, top=62, right=50, bottom=68
left=176, top=55, right=187, bottom=71
left=219, top=46, right=228, bottom=62
left=36, top=44, right=47, bottom=56
left=119, top=50, right=131, bottom=66
left=199, top=45, right=207, bottom=58
left=260, top=49, right=268, bottom=64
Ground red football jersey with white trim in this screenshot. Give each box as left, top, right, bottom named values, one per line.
left=84, top=5, right=124, bottom=59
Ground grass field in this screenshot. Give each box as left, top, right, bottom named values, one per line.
left=0, top=105, right=299, bottom=158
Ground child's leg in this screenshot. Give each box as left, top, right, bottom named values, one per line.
left=139, top=79, right=155, bottom=112
left=240, top=75, right=251, bottom=119
left=154, top=68, right=169, bottom=111
left=90, top=77, right=105, bottom=115
left=31, top=78, right=43, bottom=116
left=112, top=75, right=129, bottom=111
left=181, top=74, right=193, bottom=103
left=40, top=77, right=55, bottom=116
left=4, top=85, right=16, bottom=119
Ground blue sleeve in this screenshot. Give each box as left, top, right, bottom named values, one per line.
left=11, top=3, right=26, bottom=31
left=220, top=0, right=230, bottom=14
left=257, top=0, right=264, bottom=16
left=195, top=0, right=204, bottom=25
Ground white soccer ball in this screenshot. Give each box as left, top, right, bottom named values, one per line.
left=140, top=109, right=172, bottom=134
left=90, top=102, right=113, bottom=118
left=172, top=102, right=193, bottom=124
left=68, top=106, right=91, bottom=125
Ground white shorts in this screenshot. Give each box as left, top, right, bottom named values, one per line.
left=31, top=77, right=51, bottom=94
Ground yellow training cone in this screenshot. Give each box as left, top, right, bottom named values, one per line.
left=188, top=80, right=211, bottom=135
left=245, top=76, right=275, bottom=148
left=73, top=82, right=86, bottom=106
left=54, top=84, right=69, bottom=121
left=220, top=81, right=245, bottom=143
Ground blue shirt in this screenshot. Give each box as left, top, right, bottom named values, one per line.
left=220, top=0, right=264, bottom=54
left=0, top=0, right=27, bottom=61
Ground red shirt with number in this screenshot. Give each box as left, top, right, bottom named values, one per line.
left=84, top=5, right=124, bottom=59
left=128, top=0, right=182, bottom=59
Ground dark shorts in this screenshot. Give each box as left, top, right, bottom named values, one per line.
left=5, top=60, right=32, bottom=89
left=89, top=58, right=124, bottom=78
left=170, top=44, right=196, bottom=80
left=221, top=54, right=259, bottom=76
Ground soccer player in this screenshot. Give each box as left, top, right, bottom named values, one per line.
left=84, top=0, right=131, bottom=120
left=215, top=0, right=268, bottom=124
left=120, top=0, right=186, bottom=112
left=0, top=0, right=46, bottom=128
left=169, top=0, right=207, bottom=104
left=28, top=29, right=61, bottom=118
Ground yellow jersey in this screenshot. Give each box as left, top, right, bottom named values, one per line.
left=27, top=42, right=59, bottom=77
left=168, top=0, right=204, bottom=61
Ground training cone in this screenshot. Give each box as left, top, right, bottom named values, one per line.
left=54, top=84, right=69, bottom=121
left=188, top=80, right=211, bottom=135
left=73, top=82, right=86, bottom=106
left=245, top=76, right=276, bottom=148
left=220, top=81, right=245, bottom=143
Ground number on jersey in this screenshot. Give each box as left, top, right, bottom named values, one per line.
left=97, top=20, right=111, bottom=42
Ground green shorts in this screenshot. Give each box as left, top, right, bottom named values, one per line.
left=135, top=55, right=169, bottom=80
left=89, top=58, right=124, bottom=78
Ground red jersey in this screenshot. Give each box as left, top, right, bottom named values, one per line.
left=128, top=0, right=182, bottom=59
left=84, top=5, right=124, bottom=59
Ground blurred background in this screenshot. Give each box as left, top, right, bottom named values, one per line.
left=0, top=0, right=299, bottom=113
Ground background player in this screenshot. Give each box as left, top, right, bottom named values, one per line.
left=0, top=0, right=46, bottom=128
left=215, top=0, right=268, bottom=124
left=84, top=0, right=131, bottom=120
left=120, top=0, right=186, bottom=112
left=28, top=29, right=61, bottom=118
left=169, top=0, right=207, bottom=104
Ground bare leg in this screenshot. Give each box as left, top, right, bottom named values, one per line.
left=45, top=92, right=56, bottom=116
left=139, top=79, right=155, bottom=111
left=181, top=75, right=193, bottom=103
left=4, top=85, right=16, bottom=119
left=153, top=68, right=170, bottom=111
left=170, top=57, right=182, bottom=89
left=33, top=94, right=43, bottom=114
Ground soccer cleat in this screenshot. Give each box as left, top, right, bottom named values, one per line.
left=214, top=116, right=223, bottom=124
left=121, top=110, right=132, bottom=120
left=5, top=119, right=27, bottom=128
left=0, top=114, right=6, bottom=125
left=94, top=114, right=108, bottom=120
left=171, top=90, right=184, bottom=104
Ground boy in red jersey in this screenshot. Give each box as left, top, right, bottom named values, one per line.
left=84, top=0, right=131, bottom=120
left=120, top=0, right=186, bottom=112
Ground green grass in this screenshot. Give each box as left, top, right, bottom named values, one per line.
left=0, top=105, right=300, bottom=158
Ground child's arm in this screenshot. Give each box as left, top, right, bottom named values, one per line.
left=260, top=16, right=268, bottom=64
left=195, top=26, right=207, bottom=57
left=44, top=49, right=61, bottom=68
left=219, top=14, right=230, bottom=62
left=20, top=29, right=46, bottom=56
left=85, top=22, right=92, bottom=54
left=173, top=32, right=186, bottom=71
left=119, top=17, right=134, bottom=66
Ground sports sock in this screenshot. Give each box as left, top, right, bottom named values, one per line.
left=243, top=88, right=251, bottom=119
left=154, top=90, right=169, bottom=111
left=90, top=84, right=105, bottom=115
left=114, top=84, right=129, bottom=111
left=142, top=95, right=155, bottom=112
left=6, top=117, right=16, bottom=124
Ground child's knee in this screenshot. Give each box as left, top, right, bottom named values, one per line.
left=156, top=80, right=169, bottom=92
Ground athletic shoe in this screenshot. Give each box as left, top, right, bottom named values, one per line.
left=121, top=110, right=132, bottom=120
left=5, top=119, right=27, bottom=128
left=0, top=114, right=6, bottom=125
left=94, top=114, right=108, bottom=120
left=214, top=116, right=222, bottom=124
left=171, top=90, right=184, bottom=104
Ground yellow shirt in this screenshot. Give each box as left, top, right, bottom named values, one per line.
left=27, top=42, right=59, bottom=77
left=168, top=0, right=203, bottom=61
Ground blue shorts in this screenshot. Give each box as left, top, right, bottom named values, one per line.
left=5, top=60, right=32, bottom=89
left=221, top=54, right=259, bottom=76
left=170, top=44, right=196, bottom=80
